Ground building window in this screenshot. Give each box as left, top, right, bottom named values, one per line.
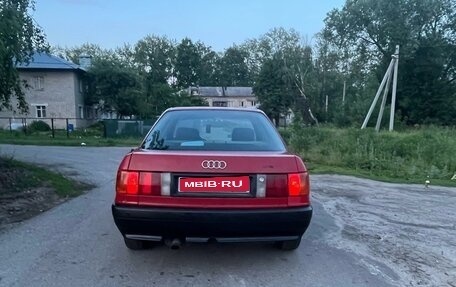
left=36, top=105, right=46, bottom=118
left=34, top=76, right=44, bottom=90
left=241, top=101, right=244, bottom=107
left=78, top=105, right=84, bottom=119
left=213, top=101, right=228, bottom=107
left=250, top=100, right=256, bottom=107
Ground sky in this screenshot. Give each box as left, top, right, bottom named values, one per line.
left=33, top=0, right=345, bottom=52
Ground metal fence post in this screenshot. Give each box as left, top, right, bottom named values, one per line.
left=103, top=120, right=107, bottom=138
left=51, top=118, right=55, bottom=138
left=23, top=118, right=27, bottom=135
left=66, top=118, right=69, bottom=138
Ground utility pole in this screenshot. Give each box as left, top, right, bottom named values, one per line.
left=375, top=65, right=393, bottom=131
left=389, top=45, right=400, bottom=131
left=325, top=95, right=329, bottom=114
left=361, top=45, right=400, bottom=132
left=342, top=80, right=346, bottom=105
left=361, top=61, right=394, bottom=129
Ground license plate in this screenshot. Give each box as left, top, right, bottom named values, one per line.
left=178, top=176, right=250, bottom=193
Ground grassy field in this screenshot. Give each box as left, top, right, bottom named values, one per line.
left=281, top=125, right=456, bottom=187
left=0, top=130, right=142, bottom=147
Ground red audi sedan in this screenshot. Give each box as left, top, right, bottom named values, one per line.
left=112, top=107, right=312, bottom=250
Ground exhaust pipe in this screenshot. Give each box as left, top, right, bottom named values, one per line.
left=165, top=238, right=183, bottom=250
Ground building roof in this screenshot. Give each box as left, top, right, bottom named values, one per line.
left=16, top=52, right=81, bottom=70
left=190, top=86, right=254, bottom=97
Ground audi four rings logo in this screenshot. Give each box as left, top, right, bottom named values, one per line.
left=201, top=160, right=227, bottom=169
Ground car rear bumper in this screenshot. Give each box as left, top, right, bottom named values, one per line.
left=112, top=205, right=312, bottom=242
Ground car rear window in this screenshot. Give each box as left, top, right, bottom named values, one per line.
left=142, top=109, right=286, bottom=151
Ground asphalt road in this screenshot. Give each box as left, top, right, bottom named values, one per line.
left=0, top=145, right=453, bottom=287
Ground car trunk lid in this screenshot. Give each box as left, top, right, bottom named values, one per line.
left=128, top=150, right=301, bottom=174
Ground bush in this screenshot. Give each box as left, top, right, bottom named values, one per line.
left=289, top=125, right=456, bottom=182
left=72, top=121, right=103, bottom=137
left=278, top=128, right=292, bottom=144
left=87, top=121, right=104, bottom=131
left=28, top=120, right=51, bottom=132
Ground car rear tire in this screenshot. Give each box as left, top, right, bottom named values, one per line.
left=124, top=237, right=146, bottom=250
left=275, top=237, right=302, bottom=251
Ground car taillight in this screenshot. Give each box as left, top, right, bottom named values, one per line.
left=265, top=173, right=310, bottom=198
left=117, top=171, right=139, bottom=194
left=266, top=174, right=288, bottom=197
left=139, top=172, right=161, bottom=195
left=265, top=172, right=310, bottom=206
left=288, top=172, right=310, bottom=206
left=288, top=173, right=308, bottom=196
left=116, top=171, right=161, bottom=196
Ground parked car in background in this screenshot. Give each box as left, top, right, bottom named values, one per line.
left=112, top=107, right=312, bottom=250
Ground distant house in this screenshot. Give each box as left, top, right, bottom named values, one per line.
left=0, top=52, right=93, bottom=129
left=188, top=86, right=258, bottom=108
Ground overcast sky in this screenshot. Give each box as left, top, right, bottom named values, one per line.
left=33, top=0, right=345, bottom=52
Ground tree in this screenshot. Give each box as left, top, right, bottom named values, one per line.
left=62, top=37, right=208, bottom=119
left=242, top=28, right=320, bottom=124
left=86, top=58, right=141, bottom=118
left=114, top=44, right=137, bottom=69
left=199, top=49, right=220, bottom=86
left=174, top=38, right=201, bottom=88
left=174, top=38, right=221, bottom=88
left=138, top=82, right=207, bottom=119
left=52, top=43, right=110, bottom=65
left=138, top=82, right=174, bottom=118
left=322, top=0, right=456, bottom=125
left=218, top=46, right=251, bottom=86
left=56, top=44, right=143, bottom=118
left=134, top=35, right=175, bottom=84
left=0, top=0, right=47, bottom=111
left=254, top=54, right=293, bottom=125
left=241, top=27, right=303, bottom=81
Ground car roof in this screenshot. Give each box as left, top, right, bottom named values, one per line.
left=164, top=107, right=265, bottom=114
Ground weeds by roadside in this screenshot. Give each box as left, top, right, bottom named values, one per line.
left=0, top=130, right=141, bottom=147
left=0, top=156, right=91, bottom=197
left=0, top=156, right=93, bottom=227
left=281, top=125, right=456, bottom=187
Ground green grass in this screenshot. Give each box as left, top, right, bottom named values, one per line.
left=281, top=125, right=456, bottom=187
left=2, top=125, right=455, bottom=187
left=0, top=157, right=92, bottom=197
left=0, top=130, right=142, bottom=147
